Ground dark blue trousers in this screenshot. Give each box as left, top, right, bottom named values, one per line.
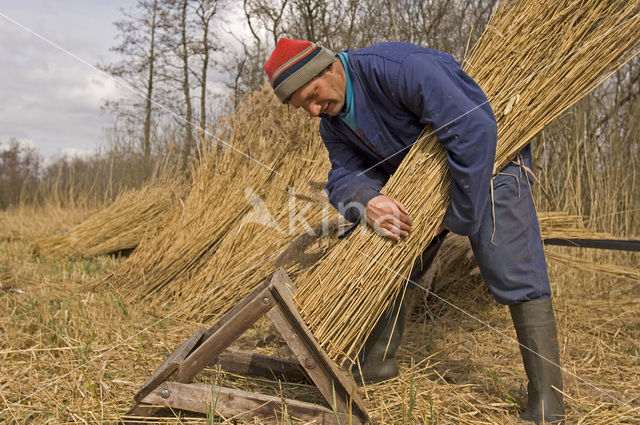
left=468, top=145, right=551, bottom=305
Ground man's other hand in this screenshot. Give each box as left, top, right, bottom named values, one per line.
left=365, top=195, right=413, bottom=240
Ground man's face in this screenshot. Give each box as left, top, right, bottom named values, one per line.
left=289, top=61, right=346, bottom=117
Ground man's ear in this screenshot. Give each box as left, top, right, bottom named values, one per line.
left=326, top=59, right=339, bottom=74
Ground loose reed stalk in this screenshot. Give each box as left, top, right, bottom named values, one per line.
left=295, top=0, right=640, bottom=366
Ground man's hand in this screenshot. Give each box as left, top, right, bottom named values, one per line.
left=365, top=195, right=413, bottom=240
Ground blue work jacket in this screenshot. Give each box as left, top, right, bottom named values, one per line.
left=319, top=42, right=497, bottom=236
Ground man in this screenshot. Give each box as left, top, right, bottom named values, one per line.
left=264, top=38, right=565, bottom=425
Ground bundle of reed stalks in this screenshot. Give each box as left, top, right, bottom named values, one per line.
left=537, top=211, right=585, bottom=235
left=103, top=85, right=334, bottom=306
left=156, top=178, right=341, bottom=322
left=295, top=0, right=640, bottom=366
left=537, top=211, right=625, bottom=240
left=31, top=180, right=185, bottom=259
left=545, top=251, right=640, bottom=281
left=133, top=135, right=338, bottom=319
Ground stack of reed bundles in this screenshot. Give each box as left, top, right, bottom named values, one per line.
left=102, top=85, right=335, bottom=307
left=152, top=168, right=340, bottom=321
left=294, top=0, right=640, bottom=366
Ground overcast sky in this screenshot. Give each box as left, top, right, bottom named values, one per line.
left=0, top=0, right=242, bottom=160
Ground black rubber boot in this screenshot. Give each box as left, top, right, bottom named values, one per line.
left=352, top=291, right=405, bottom=384
left=353, top=232, right=447, bottom=384
left=509, top=299, right=565, bottom=425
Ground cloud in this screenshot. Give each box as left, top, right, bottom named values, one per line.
left=0, top=1, right=133, bottom=158
left=60, top=147, right=92, bottom=158
left=0, top=0, right=248, bottom=159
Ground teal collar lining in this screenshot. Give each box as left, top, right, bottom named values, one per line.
left=337, top=52, right=357, bottom=131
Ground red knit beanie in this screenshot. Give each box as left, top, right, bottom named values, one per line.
left=264, top=38, right=335, bottom=103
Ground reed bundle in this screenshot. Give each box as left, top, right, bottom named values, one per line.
left=104, top=85, right=333, bottom=306
left=134, top=137, right=337, bottom=319
left=537, top=211, right=623, bottom=240
left=294, top=0, right=640, bottom=366
left=31, top=180, right=185, bottom=259
left=546, top=251, right=640, bottom=282
left=157, top=178, right=339, bottom=321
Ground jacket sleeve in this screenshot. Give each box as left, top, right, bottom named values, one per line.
left=320, top=120, right=390, bottom=223
left=397, top=52, right=497, bottom=235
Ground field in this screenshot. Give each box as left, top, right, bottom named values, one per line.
left=1, top=204, right=638, bottom=424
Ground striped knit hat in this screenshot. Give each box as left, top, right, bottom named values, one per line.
left=264, top=38, right=335, bottom=103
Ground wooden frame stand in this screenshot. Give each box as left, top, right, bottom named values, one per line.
left=124, top=269, right=368, bottom=424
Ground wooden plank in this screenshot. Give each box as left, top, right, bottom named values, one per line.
left=267, top=271, right=368, bottom=423
left=203, top=279, right=271, bottom=340
left=173, top=284, right=274, bottom=382
left=122, top=404, right=163, bottom=424
left=140, top=381, right=352, bottom=425
left=272, top=268, right=298, bottom=293
left=212, top=348, right=311, bottom=384
left=134, top=327, right=206, bottom=402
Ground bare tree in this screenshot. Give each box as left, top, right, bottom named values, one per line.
left=193, top=0, right=223, bottom=140
left=159, top=0, right=227, bottom=168
left=145, top=0, right=161, bottom=166
left=223, top=43, right=250, bottom=110
left=100, top=0, right=170, bottom=172
left=287, top=0, right=360, bottom=49
left=244, top=0, right=289, bottom=47
left=177, top=0, right=195, bottom=169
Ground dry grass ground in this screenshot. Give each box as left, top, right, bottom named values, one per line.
left=1, top=205, right=638, bottom=424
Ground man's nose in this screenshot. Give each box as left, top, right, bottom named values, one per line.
left=306, top=102, right=321, bottom=117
